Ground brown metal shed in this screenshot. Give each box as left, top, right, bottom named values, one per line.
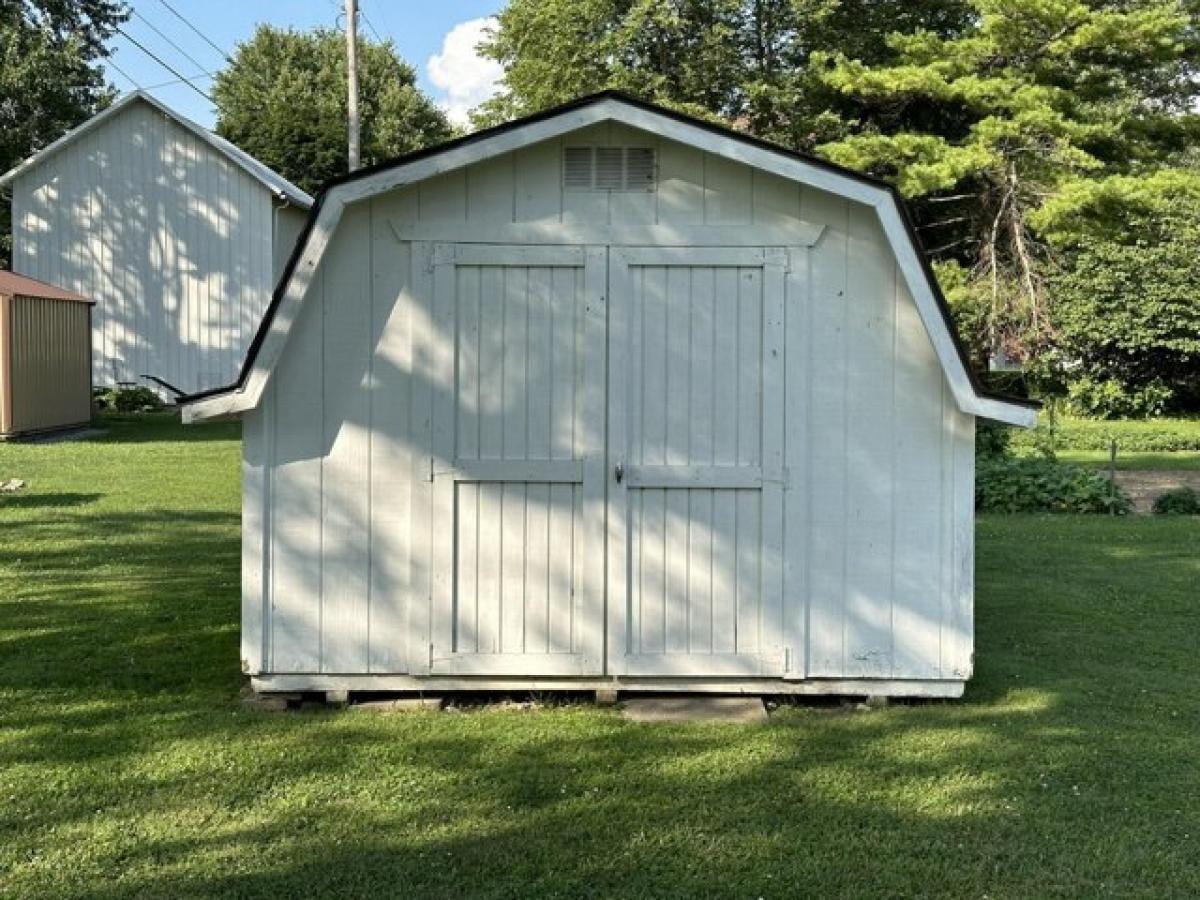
left=0, top=271, right=94, bottom=439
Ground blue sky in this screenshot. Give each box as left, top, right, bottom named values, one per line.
left=105, top=1, right=504, bottom=129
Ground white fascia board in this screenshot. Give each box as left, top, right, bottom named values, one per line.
left=182, top=96, right=1036, bottom=427
left=875, top=197, right=1036, bottom=428
left=609, top=102, right=885, bottom=207
left=181, top=390, right=245, bottom=424
left=337, top=98, right=886, bottom=209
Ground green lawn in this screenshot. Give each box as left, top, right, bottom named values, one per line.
left=2, top=415, right=1199, bottom=898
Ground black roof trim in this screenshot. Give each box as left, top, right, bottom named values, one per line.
left=181, top=90, right=1039, bottom=413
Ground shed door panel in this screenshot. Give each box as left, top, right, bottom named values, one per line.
left=426, top=245, right=606, bottom=676
left=607, top=249, right=787, bottom=677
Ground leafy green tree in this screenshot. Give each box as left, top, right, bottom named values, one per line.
left=0, top=0, right=126, bottom=268
left=213, top=26, right=453, bottom=197
left=814, top=0, right=1200, bottom=364
left=1043, top=172, right=1200, bottom=416
left=476, top=0, right=975, bottom=148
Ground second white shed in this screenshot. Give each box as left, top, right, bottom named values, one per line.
left=2, top=92, right=313, bottom=395
left=184, top=92, right=1037, bottom=699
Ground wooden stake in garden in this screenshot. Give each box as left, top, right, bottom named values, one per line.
left=1110, top=439, right=1118, bottom=514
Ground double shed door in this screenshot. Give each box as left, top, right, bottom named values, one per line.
left=422, top=243, right=787, bottom=679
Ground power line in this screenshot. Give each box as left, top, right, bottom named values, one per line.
left=133, top=9, right=214, bottom=77
left=156, top=0, right=231, bottom=63
left=114, top=25, right=214, bottom=103
left=107, top=58, right=143, bottom=91
left=144, top=72, right=215, bottom=91
left=363, top=0, right=393, bottom=42
left=360, top=7, right=384, bottom=43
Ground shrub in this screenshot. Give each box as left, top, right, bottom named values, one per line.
left=976, top=421, right=1013, bottom=460
left=1065, top=376, right=1173, bottom=420
left=976, top=457, right=1131, bottom=514
left=93, top=386, right=165, bottom=413
left=1152, top=487, right=1200, bottom=516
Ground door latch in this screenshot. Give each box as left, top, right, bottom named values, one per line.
left=614, top=464, right=624, bottom=484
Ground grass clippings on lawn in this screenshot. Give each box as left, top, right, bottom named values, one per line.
left=2, top=414, right=1199, bottom=899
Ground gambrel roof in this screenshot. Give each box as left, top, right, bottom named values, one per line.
left=182, top=91, right=1038, bottom=427
left=0, top=91, right=313, bottom=209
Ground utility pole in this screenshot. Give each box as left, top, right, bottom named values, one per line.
left=345, top=0, right=360, bottom=171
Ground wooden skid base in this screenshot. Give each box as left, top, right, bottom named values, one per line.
left=250, top=675, right=965, bottom=700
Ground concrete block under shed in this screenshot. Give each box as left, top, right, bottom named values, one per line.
left=621, top=696, right=769, bottom=724
left=352, top=696, right=444, bottom=713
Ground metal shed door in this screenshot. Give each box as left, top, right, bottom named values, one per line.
left=425, top=244, right=607, bottom=677
left=606, top=248, right=788, bottom=678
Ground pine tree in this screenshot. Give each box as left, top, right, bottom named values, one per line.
left=814, top=0, right=1200, bottom=363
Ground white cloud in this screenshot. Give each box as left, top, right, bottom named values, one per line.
left=427, top=17, right=503, bottom=128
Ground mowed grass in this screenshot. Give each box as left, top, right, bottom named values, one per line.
left=2, top=414, right=1199, bottom=899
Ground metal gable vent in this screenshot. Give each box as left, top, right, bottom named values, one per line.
left=562, top=146, right=657, bottom=191
left=563, top=147, right=593, bottom=189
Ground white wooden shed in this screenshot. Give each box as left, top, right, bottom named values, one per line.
left=184, top=93, right=1037, bottom=699
left=2, top=92, right=313, bottom=395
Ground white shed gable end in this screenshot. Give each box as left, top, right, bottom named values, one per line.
left=1, top=91, right=313, bottom=208
left=182, top=94, right=1036, bottom=428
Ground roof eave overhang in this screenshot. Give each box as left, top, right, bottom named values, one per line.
left=180, top=92, right=1039, bottom=429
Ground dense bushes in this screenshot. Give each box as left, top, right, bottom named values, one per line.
left=976, top=420, right=1013, bottom=459
left=93, top=386, right=165, bottom=413
left=1045, top=181, right=1200, bottom=418
left=1152, top=487, right=1200, bottom=516
left=976, top=457, right=1131, bottom=515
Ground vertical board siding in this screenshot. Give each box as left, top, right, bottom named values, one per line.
left=387, top=126, right=807, bottom=233
left=3, top=296, right=91, bottom=435
left=452, top=481, right=579, bottom=655
left=253, top=143, right=977, bottom=685
left=842, top=205, right=895, bottom=677
left=319, top=204, right=372, bottom=672
left=946, top=400, right=976, bottom=679
left=624, top=263, right=768, bottom=662
left=268, top=267, right=324, bottom=672
left=805, top=191, right=850, bottom=676
left=367, top=200, right=415, bottom=670
left=891, top=278, right=948, bottom=677
left=241, top=405, right=268, bottom=674
left=443, top=262, right=589, bottom=662
left=11, top=100, right=279, bottom=394
left=782, top=245, right=811, bottom=676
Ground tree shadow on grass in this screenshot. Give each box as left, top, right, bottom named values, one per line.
left=2, top=507, right=1199, bottom=898
left=5, top=683, right=1198, bottom=900
left=0, top=492, right=102, bottom=510
left=92, top=413, right=241, bottom=444
left=0, top=508, right=241, bottom=702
